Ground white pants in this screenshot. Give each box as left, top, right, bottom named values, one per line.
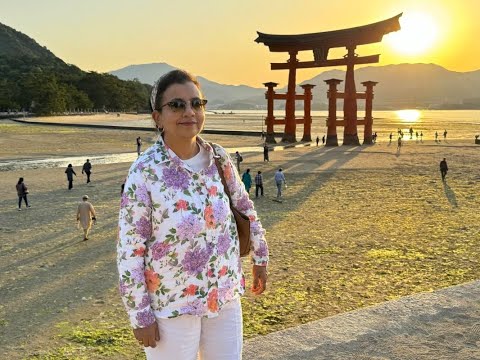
left=145, top=298, right=243, bottom=360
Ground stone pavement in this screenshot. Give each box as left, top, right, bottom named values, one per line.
left=243, top=281, right=480, bottom=360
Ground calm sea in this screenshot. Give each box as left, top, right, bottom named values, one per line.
left=132, top=110, right=480, bottom=141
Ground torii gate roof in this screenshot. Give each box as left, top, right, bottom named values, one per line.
left=255, top=13, right=402, bottom=52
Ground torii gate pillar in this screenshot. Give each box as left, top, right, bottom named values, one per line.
left=263, top=82, right=278, bottom=144
left=325, top=78, right=342, bottom=146
left=343, top=46, right=360, bottom=145
left=362, top=81, right=378, bottom=144
left=301, top=84, right=315, bottom=142
left=283, top=51, right=298, bottom=143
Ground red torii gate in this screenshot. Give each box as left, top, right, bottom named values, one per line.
left=255, top=13, right=402, bottom=145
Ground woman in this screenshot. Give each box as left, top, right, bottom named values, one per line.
left=241, top=168, right=252, bottom=194
left=16, top=177, right=30, bottom=210
left=117, top=69, right=269, bottom=359
left=65, top=164, right=77, bottom=190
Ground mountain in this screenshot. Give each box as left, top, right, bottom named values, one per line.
left=297, top=64, right=480, bottom=109
left=109, top=63, right=177, bottom=84
left=110, top=62, right=480, bottom=110
left=0, top=22, right=60, bottom=62
left=109, top=63, right=265, bottom=107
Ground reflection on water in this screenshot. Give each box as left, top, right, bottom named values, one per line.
left=395, top=110, right=421, bottom=122
left=0, top=146, right=265, bottom=172
left=0, top=153, right=138, bottom=172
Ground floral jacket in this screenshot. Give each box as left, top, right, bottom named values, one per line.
left=117, top=136, right=269, bottom=329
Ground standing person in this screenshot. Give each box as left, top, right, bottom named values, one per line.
left=235, top=151, right=243, bottom=172
left=82, top=159, right=92, bottom=184
left=440, top=158, right=448, bottom=181
left=315, top=136, right=319, bottom=146
left=322, top=135, right=325, bottom=145
left=136, top=136, right=142, bottom=156
left=255, top=171, right=264, bottom=198
left=397, top=137, right=402, bottom=150
left=420, top=131, right=423, bottom=140
left=435, top=131, right=439, bottom=142
left=65, top=164, right=77, bottom=190
left=443, top=129, right=448, bottom=140
left=241, top=168, right=252, bottom=194
left=117, top=69, right=269, bottom=359
left=389, top=132, right=393, bottom=143
left=16, top=177, right=30, bottom=210
left=263, top=144, right=269, bottom=162
left=274, top=168, right=287, bottom=199
left=77, top=195, right=96, bottom=241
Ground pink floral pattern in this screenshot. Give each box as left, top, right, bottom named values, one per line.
left=117, top=136, right=268, bottom=328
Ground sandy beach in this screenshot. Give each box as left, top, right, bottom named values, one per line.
left=0, top=116, right=479, bottom=359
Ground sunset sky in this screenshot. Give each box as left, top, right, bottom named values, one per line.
left=0, top=0, right=478, bottom=87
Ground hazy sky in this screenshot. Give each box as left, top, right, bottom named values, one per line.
left=1, top=0, right=478, bottom=87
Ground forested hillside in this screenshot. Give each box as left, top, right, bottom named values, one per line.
left=0, top=22, right=151, bottom=115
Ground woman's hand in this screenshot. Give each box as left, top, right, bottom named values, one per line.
left=251, top=265, right=268, bottom=295
left=133, top=322, right=160, bottom=348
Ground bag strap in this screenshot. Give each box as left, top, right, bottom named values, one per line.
left=210, top=143, right=234, bottom=207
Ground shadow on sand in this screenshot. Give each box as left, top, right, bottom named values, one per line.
left=443, top=181, right=458, bottom=207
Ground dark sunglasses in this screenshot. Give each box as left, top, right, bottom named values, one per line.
left=159, top=98, right=208, bottom=112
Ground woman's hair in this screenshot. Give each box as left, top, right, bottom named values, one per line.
left=150, top=69, right=201, bottom=111
left=18, top=177, right=23, bottom=184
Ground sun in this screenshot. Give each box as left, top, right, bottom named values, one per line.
left=386, top=12, right=438, bottom=55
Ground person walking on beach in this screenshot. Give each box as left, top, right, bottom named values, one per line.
left=420, top=131, right=423, bottom=141
left=263, top=143, right=269, bottom=162
left=435, top=131, right=439, bottom=142
left=136, top=136, right=142, bottom=156
left=443, top=129, right=448, bottom=140
left=16, top=177, right=30, bottom=211
left=117, top=69, right=269, bottom=358
left=274, top=168, right=287, bottom=199
left=235, top=151, right=243, bottom=171
left=389, top=132, right=393, bottom=143
left=77, top=195, right=96, bottom=241
left=82, top=159, right=92, bottom=184
left=241, top=168, right=252, bottom=194
left=440, top=158, right=448, bottom=181
left=65, top=164, right=77, bottom=190
left=397, top=137, right=402, bottom=150
left=316, top=136, right=320, bottom=146
left=255, top=171, right=264, bottom=198
left=322, top=135, right=325, bottom=145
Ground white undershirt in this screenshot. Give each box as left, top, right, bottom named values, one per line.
left=169, top=145, right=210, bottom=172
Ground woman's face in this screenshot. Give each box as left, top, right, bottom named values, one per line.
left=152, top=81, right=205, bottom=144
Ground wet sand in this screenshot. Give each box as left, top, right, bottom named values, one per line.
left=1, top=117, right=479, bottom=359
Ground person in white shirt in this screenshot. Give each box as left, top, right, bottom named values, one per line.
left=77, top=195, right=96, bottom=241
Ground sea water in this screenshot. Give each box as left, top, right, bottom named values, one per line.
left=128, top=110, right=480, bottom=141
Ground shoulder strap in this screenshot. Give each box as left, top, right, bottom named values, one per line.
left=210, top=143, right=234, bottom=206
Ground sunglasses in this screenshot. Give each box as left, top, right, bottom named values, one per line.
left=159, top=98, right=208, bottom=112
